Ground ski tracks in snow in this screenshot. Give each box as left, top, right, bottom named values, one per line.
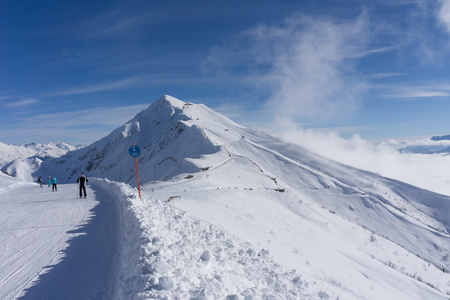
left=0, top=181, right=120, bottom=300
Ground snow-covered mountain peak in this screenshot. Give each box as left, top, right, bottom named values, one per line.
left=138, top=95, right=187, bottom=119
left=115, top=95, right=248, bottom=153
left=120, top=95, right=191, bottom=139
left=37, top=95, right=247, bottom=183
left=156, top=94, right=188, bottom=109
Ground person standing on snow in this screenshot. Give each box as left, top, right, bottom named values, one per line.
left=48, top=176, right=51, bottom=187
left=51, top=177, right=58, bottom=192
left=37, top=176, right=43, bottom=188
left=76, top=173, right=88, bottom=198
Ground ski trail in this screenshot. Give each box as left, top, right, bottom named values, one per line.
left=17, top=183, right=120, bottom=300
left=0, top=181, right=121, bottom=300
left=0, top=183, right=93, bottom=300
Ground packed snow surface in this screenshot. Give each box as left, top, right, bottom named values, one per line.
left=1, top=95, right=450, bottom=299
left=0, top=173, right=106, bottom=299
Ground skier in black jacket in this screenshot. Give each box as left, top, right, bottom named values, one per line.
left=76, top=173, right=89, bottom=198
left=37, top=176, right=43, bottom=188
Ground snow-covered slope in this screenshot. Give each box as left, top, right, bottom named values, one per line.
left=0, top=169, right=22, bottom=186
left=1, top=157, right=42, bottom=181
left=30, top=95, right=450, bottom=298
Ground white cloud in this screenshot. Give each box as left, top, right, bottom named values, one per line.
left=276, top=125, right=450, bottom=196
left=260, top=13, right=370, bottom=123
left=378, top=82, right=450, bottom=100
left=4, top=98, right=39, bottom=108
left=367, top=73, right=405, bottom=79
left=398, top=91, right=450, bottom=98
left=206, top=12, right=371, bottom=124
left=437, top=0, right=450, bottom=34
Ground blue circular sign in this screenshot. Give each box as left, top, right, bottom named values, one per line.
left=129, top=145, right=141, bottom=157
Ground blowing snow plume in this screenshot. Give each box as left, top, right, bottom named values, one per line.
left=261, top=14, right=369, bottom=122
left=206, top=13, right=369, bottom=124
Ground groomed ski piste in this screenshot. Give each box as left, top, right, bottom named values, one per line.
left=1, top=96, right=450, bottom=299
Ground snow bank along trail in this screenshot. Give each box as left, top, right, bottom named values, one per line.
left=93, top=179, right=351, bottom=299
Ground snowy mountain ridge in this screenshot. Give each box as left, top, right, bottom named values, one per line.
left=10, top=95, right=450, bottom=298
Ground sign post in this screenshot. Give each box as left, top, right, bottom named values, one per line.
left=129, top=143, right=141, bottom=199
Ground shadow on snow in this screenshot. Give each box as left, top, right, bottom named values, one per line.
left=19, top=184, right=120, bottom=300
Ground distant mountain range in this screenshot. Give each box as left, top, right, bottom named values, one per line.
left=400, top=145, right=450, bottom=154
left=399, top=135, right=450, bottom=154
left=0, top=142, right=84, bottom=181
left=431, top=135, right=450, bottom=141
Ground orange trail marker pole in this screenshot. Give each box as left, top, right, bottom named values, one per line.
left=129, top=142, right=142, bottom=199
left=134, top=156, right=141, bottom=199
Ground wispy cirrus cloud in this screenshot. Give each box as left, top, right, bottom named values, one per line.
left=23, top=104, right=148, bottom=128
left=356, top=45, right=399, bottom=58
left=0, top=104, right=148, bottom=144
left=395, top=90, right=450, bottom=99
left=367, top=73, right=406, bottom=79
left=72, top=6, right=159, bottom=41
left=43, top=76, right=144, bottom=98
left=3, top=98, right=40, bottom=108
left=379, top=82, right=450, bottom=100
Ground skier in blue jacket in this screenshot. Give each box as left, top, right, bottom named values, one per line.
left=51, top=177, right=58, bottom=192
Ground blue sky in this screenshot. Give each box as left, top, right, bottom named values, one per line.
left=1, top=0, right=450, bottom=145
